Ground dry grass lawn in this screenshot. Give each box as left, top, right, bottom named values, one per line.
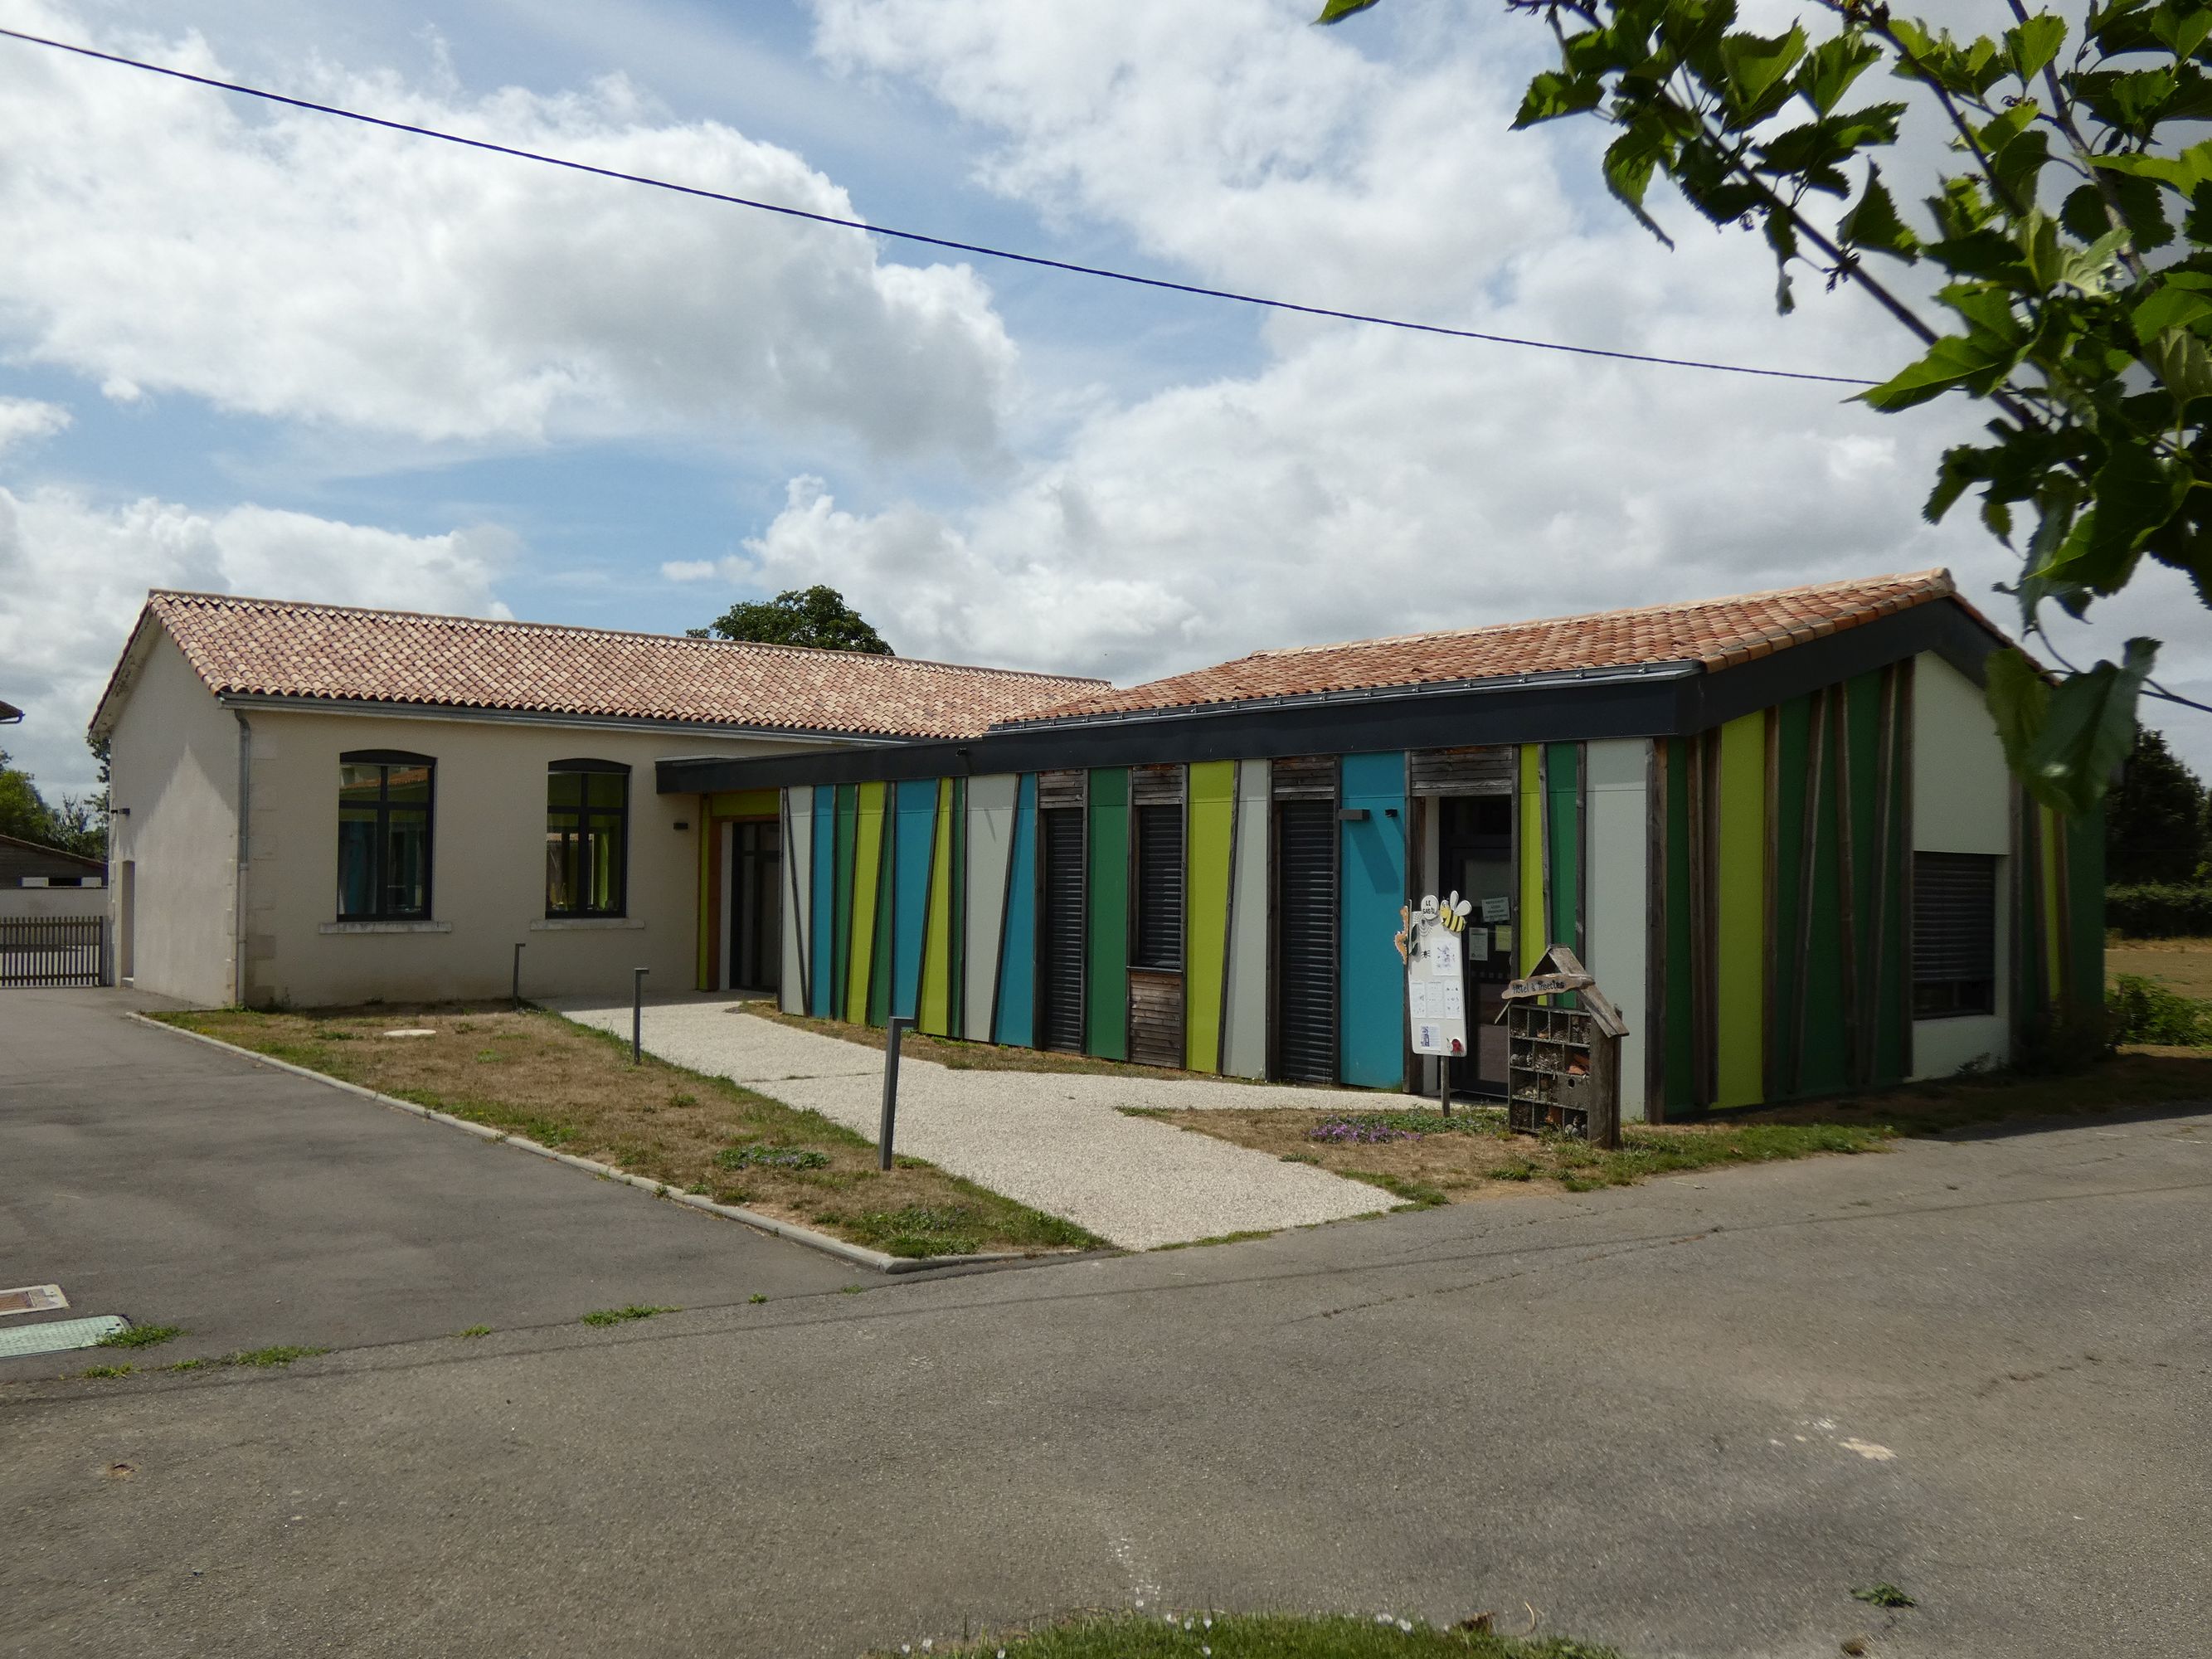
left=159, top=1005, right=1103, bottom=1259
left=2107, top=935, right=2212, bottom=1000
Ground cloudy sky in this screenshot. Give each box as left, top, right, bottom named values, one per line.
left=2, top=0, right=2207, bottom=797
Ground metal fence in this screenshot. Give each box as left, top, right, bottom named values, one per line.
left=0, top=916, right=108, bottom=987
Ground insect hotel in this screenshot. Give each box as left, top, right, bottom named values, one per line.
left=1500, top=945, right=1628, bottom=1149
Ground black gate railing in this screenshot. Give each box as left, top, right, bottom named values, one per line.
left=0, top=915, right=108, bottom=987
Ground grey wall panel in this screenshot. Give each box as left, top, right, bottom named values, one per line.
left=1583, top=738, right=1648, bottom=1121
left=962, top=773, right=1018, bottom=1041
left=1222, top=757, right=1271, bottom=1078
left=781, top=787, right=812, bottom=1016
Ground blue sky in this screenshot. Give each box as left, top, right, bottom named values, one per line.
left=3, top=0, right=2208, bottom=796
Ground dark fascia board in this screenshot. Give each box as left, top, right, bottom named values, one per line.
left=655, top=599, right=2004, bottom=795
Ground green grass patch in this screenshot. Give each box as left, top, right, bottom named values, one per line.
left=2109, top=975, right=2212, bottom=1045
left=897, top=1611, right=1621, bottom=1657
left=1850, top=1584, right=1916, bottom=1609
left=80, top=1363, right=134, bottom=1379
left=95, top=1323, right=182, bottom=1350
left=455, top=1326, right=493, bottom=1339
left=717, top=1143, right=830, bottom=1171
left=580, top=1304, right=679, bottom=1327
left=225, top=1345, right=329, bottom=1367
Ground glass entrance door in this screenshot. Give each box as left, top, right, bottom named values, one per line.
left=729, top=820, right=781, bottom=993
left=1438, top=795, right=1514, bottom=1095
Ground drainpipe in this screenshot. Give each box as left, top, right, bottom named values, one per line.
left=234, top=710, right=252, bottom=1007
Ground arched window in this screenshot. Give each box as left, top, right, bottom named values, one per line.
left=547, top=761, right=630, bottom=917
left=338, top=752, right=435, bottom=919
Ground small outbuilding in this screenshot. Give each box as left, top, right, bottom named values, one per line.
left=658, top=569, right=2103, bottom=1119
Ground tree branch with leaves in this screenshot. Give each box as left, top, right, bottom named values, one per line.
left=1320, top=0, right=2212, bottom=812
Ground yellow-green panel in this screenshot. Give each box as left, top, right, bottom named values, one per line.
left=1518, top=745, right=1544, bottom=973
left=695, top=795, right=712, bottom=990
left=2040, top=805, right=2064, bottom=1002
left=920, top=777, right=955, bottom=1036
left=1184, top=760, right=1236, bottom=1073
left=847, top=781, right=887, bottom=1023
left=709, top=788, right=780, bottom=819
left=1714, top=711, right=1767, bottom=1108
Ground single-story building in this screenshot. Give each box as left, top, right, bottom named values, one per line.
left=0, top=832, right=108, bottom=919
left=92, top=570, right=2102, bottom=1119
left=88, top=591, right=1105, bottom=1009
left=658, top=568, right=2103, bottom=1121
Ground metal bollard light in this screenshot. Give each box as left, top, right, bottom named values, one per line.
left=878, top=1016, right=913, bottom=1170
left=512, top=941, right=526, bottom=1010
left=631, top=966, right=649, bottom=1064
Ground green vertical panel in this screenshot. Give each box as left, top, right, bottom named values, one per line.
left=1798, top=705, right=1848, bottom=1097
left=1518, top=745, right=1545, bottom=974
left=1663, top=738, right=1696, bottom=1113
left=847, top=781, right=885, bottom=1024
left=1714, top=711, right=1767, bottom=1108
left=1086, top=766, right=1130, bottom=1061
left=1184, top=760, right=1236, bottom=1074
left=1844, top=674, right=1882, bottom=1083
left=1873, top=692, right=1911, bottom=1085
left=920, top=777, right=955, bottom=1036
left=1544, top=743, right=1581, bottom=958
left=832, top=784, right=856, bottom=1016
left=1767, top=698, right=1811, bottom=1097
left=2068, top=804, right=2105, bottom=1014
left=2039, top=804, right=2064, bottom=1003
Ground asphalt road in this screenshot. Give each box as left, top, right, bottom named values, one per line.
left=0, top=988, right=858, bottom=1377
left=5, top=990, right=2210, bottom=1658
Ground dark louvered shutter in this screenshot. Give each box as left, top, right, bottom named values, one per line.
left=1038, top=807, right=1087, bottom=1052
left=1133, top=805, right=1184, bottom=969
left=1913, top=852, right=1997, bottom=1018
left=1274, top=800, right=1339, bottom=1082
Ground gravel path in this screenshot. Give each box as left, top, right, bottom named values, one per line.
left=547, top=994, right=1393, bottom=1249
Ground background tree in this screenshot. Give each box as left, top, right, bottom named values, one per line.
left=0, top=747, right=106, bottom=860
left=688, top=584, right=893, bottom=654
left=1320, top=0, right=2212, bottom=813
left=2106, top=726, right=2210, bottom=878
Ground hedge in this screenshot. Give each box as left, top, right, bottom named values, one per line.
left=2107, top=884, right=2212, bottom=938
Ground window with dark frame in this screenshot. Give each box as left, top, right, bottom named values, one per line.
left=546, top=761, right=630, bottom=917
left=1913, top=852, right=1998, bottom=1019
left=337, top=752, right=434, bottom=920
left=1132, top=802, right=1185, bottom=971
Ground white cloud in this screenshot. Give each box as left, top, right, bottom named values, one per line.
left=781, top=0, right=2212, bottom=767
left=659, top=559, right=718, bottom=582
left=0, top=485, right=512, bottom=795
left=0, top=397, right=70, bottom=457
left=0, top=1, right=1014, bottom=455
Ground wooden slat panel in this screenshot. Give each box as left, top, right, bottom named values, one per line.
left=1129, top=967, right=1185, bottom=1068
left=1039, top=770, right=1087, bottom=810
left=1132, top=763, right=1185, bottom=805
left=1271, top=755, right=1338, bottom=800
left=1408, top=746, right=1514, bottom=796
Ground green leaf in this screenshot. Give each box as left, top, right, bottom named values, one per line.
left=1313, top=0, right=1383, bottom=21
left=1796, top=32, right=1883, bottom=116
left=2012, top=641, right=2158, bottom=815
left=1838, top=163, right=1921, bottom=260
left=2132, top=281, right=2212, bottom=342
left=1984, top=646, right=2052, bottom=784
left=1514, top=69, right=1606, bottom=129
left=2005, top=12, right=2069, bottom=81
left=1602, top=124, right=1676, bottom=246
left=1857, top=329, right=2024, bottom=410
left=1718, top=27, right=1808, bottom=122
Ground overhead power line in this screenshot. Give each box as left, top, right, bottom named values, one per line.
left=0, top=23, right=1879, bottom=388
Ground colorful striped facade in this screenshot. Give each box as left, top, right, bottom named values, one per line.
left=674, top=614, right=2104, bottom=1118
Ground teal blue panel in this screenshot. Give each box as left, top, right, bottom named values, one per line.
left=891, top=778, right=938, bottom=1022
left=995, top=774, right=1038, bottom=1046
left=1339, top=751, right=1408, bottom=1089
left=810, top=784, right=835, bottom=1018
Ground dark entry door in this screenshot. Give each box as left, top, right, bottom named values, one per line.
left=1038, top=807, right=1086, bottom=1052
left=1439, top=795, right=1515, bottom=1094
left=730, top=820, right=781, bottom=993
left=1273, top=800, right=1338, bottom=1082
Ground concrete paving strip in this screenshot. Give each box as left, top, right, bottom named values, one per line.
left=547, top=995, right=1398, bottom=1250
left=0, top=1316, right=126, bottom=1359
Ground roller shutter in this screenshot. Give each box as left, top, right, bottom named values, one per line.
left=1038, top=807, right=1087, bottom=1052
left=1274, top=799, right=1339, bottom=1082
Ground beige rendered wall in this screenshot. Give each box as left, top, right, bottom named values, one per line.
left=1909, top=651, right=2012, bottom=1079
left=2, top=886, right=109, bottom=919
left=237, top=708, right=816, bottom=1008
left=105, top=632, right=243, bottom=1005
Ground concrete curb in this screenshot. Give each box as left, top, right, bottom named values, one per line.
left=127, top=1013, right=1030, bottom=1277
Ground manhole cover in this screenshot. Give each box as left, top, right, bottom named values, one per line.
left=0, top=1285, right=68, bottom=1318
left=0, top=1316, right=128, bottom=1359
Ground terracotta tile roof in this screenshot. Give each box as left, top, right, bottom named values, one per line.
left=106, top=592, right=1107, bottom=742
left=1012, top=569, right=1978, bottom=724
